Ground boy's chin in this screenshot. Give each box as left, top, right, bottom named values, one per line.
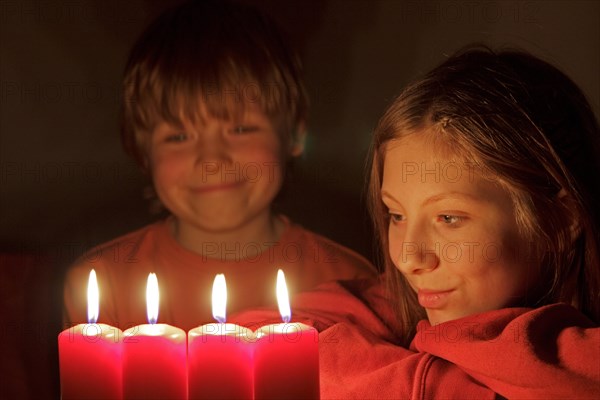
left=187, top=217, right=251, bottom=233
left=179, top=211, right=273, bottom=234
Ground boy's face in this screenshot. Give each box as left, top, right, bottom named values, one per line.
left=381, top=133, right=539, bottom=325
left=148, top=105, right=288, bottom=235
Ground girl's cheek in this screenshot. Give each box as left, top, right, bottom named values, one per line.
left=388, top=231, right=402, bottom=268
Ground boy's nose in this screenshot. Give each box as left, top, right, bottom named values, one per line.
left=394, top=226, right=439, bottom=275
left=194, top=130, right=231, bottom=164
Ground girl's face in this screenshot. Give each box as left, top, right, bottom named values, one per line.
left=381, top=133, right=539, bottom=325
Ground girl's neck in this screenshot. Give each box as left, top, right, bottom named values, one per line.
left=170, top=212, right=285, bottom=261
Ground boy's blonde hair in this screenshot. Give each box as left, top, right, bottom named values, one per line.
left=369, top=45, right=600, bottom=345
left=120, top=0, right=308, bottom=171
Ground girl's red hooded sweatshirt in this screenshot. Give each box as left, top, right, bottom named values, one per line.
left=230, top=278, right=600, bottom=399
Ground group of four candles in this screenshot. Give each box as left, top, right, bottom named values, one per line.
left=58, top=270, right=320, bottom=399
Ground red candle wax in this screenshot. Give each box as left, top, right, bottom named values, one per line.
left=122, top=323, right=187, bottom=399
left=58, top=323, right=123, bottom=399
left=122, top=272, right=187, bottom=399
left=253, top=270, right=319, bottom=399
left=253, top=322, right=319, bottom=400
left=187, top=323, right=254, bottom=399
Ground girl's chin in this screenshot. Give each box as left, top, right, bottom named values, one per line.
left=426, top=310, right=467, bottom=325
left=427, top=306, right=501, bottom=325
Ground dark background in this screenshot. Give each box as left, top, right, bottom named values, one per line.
left=1, top=0, right=598, bottom=397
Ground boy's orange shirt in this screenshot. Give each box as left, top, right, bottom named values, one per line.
left=63, top=215, right=376, bottom=331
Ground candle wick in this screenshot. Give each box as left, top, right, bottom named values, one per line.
left=216, top=316, right=226, bottom=324
left=282, top=316, right=291, bottom=324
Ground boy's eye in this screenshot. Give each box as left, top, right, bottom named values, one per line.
left=165, top=132, right=188, bottom=143
left=231, top=125, right=259, bottom=135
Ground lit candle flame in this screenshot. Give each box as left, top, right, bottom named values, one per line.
left=147, top=273, right=159, bottom=325
left=276, top=269, right=291, bottom=323
left=87, top=269, right=99, bottom=324
left=212, top=274, right=227, bottom=324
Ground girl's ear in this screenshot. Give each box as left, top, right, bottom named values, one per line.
left=290, top=121, right=306, bottom=157
left=558, top=188, right=582, bottom=242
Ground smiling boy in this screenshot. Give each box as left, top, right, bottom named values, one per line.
left=63, top=0, right=376, bottom=331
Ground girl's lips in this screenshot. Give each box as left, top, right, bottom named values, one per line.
left=417, top=289, right=454, bottom=309
left=190, top=181, right=244, bottom=194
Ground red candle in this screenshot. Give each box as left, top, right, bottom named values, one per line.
left=253, top=270, right=320, bottom=399
left=58, top=269, right=123, bottom=399
left=188, top=274, right=254, bottom=399
left=122, top=273, right=187, bottom=399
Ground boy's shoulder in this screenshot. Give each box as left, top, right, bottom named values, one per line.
left=69, top=219, right=167, bottom=270
left=282, top=216, right=377, bottom=275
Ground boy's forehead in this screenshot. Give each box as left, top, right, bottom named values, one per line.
left=160, top=99, right=269, bottom=126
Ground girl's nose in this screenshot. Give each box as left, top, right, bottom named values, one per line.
left=393, top=224, right=439, bottom=275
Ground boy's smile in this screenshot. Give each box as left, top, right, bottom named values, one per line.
left=148, top=106, right=289, bottom=252
left=189, top=181, right=245, bottom=194
left=381, top=132, right=540, bottom=325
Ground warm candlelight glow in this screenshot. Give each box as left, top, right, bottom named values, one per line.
left=60, top=268, right=123, bottom=399
left=188, top=275, right=254, bottom=400
left=147, top=273, right=159, bottom=324
left=87, top=269, right=99, bottom=324
left=212, top=274, right=227, bottom=324
left=276, top=269, right=291, bottom=323
left=254, top=269, right=320, bottom=399
left=124, top=274, right=187, bottom=399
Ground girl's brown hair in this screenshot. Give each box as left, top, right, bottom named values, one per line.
left=368, top=45, right=600, bottom=345
left=120, top=0, right=308, bottom=170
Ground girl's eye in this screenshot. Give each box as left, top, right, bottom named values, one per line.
left=389, top=213, right=404, bottom=224
left=231, top=125, right=259, bottom=135
left=165, top=132, right=188, bottom=143
left=438, top=215, right=463, bottom=225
